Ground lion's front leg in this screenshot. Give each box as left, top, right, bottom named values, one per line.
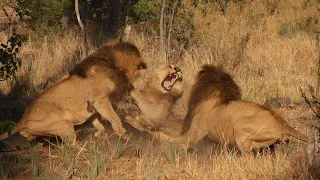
left=136, top=115, right=156, bottom=128
left=125, top=116, right=147, bottom=131
left=181, top=115, right=208, bottom=144
left=92, top=118, right=105, bottom=137
left=93, top=97, right=126, bottom=136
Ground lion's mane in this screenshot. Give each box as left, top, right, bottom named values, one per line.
left=182, top=65, right=242, bottom=134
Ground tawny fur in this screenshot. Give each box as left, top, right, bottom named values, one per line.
left=182, top=65, right=241, bottom=134
left=0, top=42, right=146, bottom=144
left=182, top=65, right=308, bottom=154
left=125, top=66, right=184, bottom=138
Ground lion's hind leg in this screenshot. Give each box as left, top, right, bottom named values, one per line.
left=235, top=138, right=279, bottom=155
left=234, top=138, right=253, bottom=155
left=234, top=130, right=279, bottom=155
left=19, top=130, right=37, bottom=141
left=19, top=107, right=77, bottom=145
left=233, top=127, right=256, bottom=155
left=56, top=124, right=77, bottom=145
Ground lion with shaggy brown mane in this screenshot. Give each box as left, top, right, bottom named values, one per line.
left=0, top=42, right=146, bottom=144
left=181, top=65, right=308, bottom=155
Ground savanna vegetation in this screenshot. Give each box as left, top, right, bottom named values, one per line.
left=0, top=0, right=319, bottom=179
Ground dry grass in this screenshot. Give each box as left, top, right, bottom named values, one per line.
left=0, top=30, right=84, bottom=99
left=190, top=0, right=319, bottom=103
left=0, top=0, right=319, bottom=179
left=0, top=131, right=314, bottom=180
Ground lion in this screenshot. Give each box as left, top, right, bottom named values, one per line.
left=0, top=42, right=147, bottom=144
left=124, top=65, right=184, bottom=138
left=181, top=65, right=308, bottom=155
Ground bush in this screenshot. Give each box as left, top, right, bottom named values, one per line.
left=132, top=0, right=160, bottom=23
left=173, top=9, right=194, bottom=47
left=0, top=33, right=23, bottom=81
left=130, top=0, right=194, bottom=59
left=17, top=0, right=73, bottom=35
left=0, top=120, right=16, bottom=136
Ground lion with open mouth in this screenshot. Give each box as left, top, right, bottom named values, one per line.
left=125, top=65, right=184, bottom=138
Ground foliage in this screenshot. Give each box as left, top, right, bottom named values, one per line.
left=168, top=2, right=195, bottom=59
left=278, top=24, right=291, bottom=37
left=132, top=0, right=160, bottom=22
left=111, top=136, right=127, bottom=158
left=172, top=9, right=194, bottom=47
left=0, top=33, right=23, bottom=81
left=29, top=146, right=40, bottom=177
left=0, top=120, right=16, bottom=136
left=0, top=161, right=11, bottom=180
left=296, top=17, right=320, bottom=34
left=87, top=142, right=105, bottom=179
left=17, top=0, right=73, bottom=34
left=263, top=0, right=279, bottom=15
left=165, top=144, right=176, bottom=163
left=130, top=0, right=194, bottom=59
left=278, top=17, right=319, bottom=37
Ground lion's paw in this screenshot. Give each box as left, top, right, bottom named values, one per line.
left=114, top=126, right=127, bottom=137
left=94, top=130, right=104, bottom=137
left=121, top=134, right=130, bottom=141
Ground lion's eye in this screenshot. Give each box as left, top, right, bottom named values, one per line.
left=168, top=65, right=174, bottom=69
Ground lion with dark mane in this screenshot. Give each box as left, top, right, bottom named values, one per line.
left=0, top=42, right=146, bottom=144
left=181, top=65, right=308, bottom=154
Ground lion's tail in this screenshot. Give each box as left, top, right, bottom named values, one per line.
left=283, top=125, right=308, bottom=142
left=0, top=127, right=18, bottom=141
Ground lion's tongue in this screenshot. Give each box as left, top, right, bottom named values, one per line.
left=161, top=73, right=178, bottom=91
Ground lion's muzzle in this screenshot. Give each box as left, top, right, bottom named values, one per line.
left=161, top=66, right=182, bottom=91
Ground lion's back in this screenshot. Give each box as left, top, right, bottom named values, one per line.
left=182, top=65, right=242, bottom=134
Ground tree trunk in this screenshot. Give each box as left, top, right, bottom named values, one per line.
left=315, top=33, right=320, bottom=99
left=159, top=0, right=166, bottom=62
left=75, top=0, right=88, bottom=58
left=2, top=7, right=13, bottom=37
left=167, top=0, right=177, bottom=58
left=306, top=32, right=320, bottom=178
left=114, top=0, right=122, bottom=31
left=307, top=124, right=320, bottom=178
left=122, top=24, right=131, bottom=42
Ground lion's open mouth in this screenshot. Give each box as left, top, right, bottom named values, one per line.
left=161, top=72, right=181, bottom=91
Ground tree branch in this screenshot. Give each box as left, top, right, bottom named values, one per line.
left=167, top=0, right=178, bottom=57
left=75, top=0, right=88, bottom=57
left=159, top=0, right=166, bottom=61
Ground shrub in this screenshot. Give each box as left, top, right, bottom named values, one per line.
left=0, top=120, right=16, bottom=136
left=17, top=0, right=73, bottom=35
left=0, top=33, right=23, bottom=81
left=132, top=0, right=160, bottom=22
